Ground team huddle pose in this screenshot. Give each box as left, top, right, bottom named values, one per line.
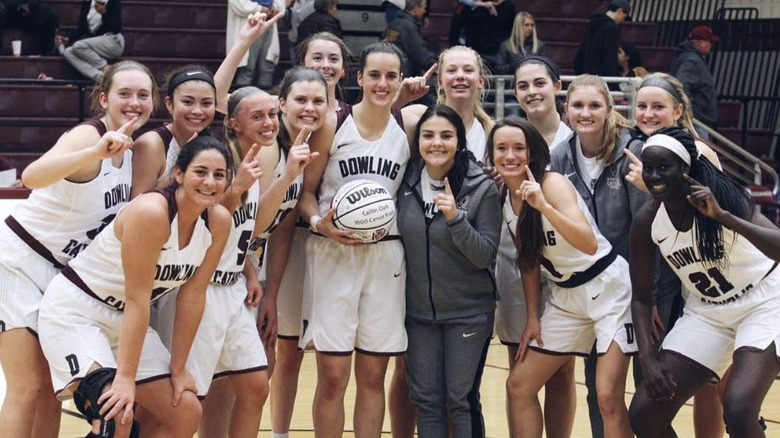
left=1, top=11, right=780, bottom=438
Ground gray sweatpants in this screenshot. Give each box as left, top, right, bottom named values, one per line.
left=63, top=33, right=125, bottom=81
left=405, top=311, right=493, bottom=438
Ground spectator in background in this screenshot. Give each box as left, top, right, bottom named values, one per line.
left=227, top=0, right=285, bottom=90
left=670, top=24, right=719, bottom=136
left=574, top=0, right=631, bottom=77
left=60, top=0, right=123, bottom=81
left=383, top=0, right=404, bottom=25
left=286, top=0, right=314, bottom=62
left=0, top=0, right=60, bottom=55
left=296, top=0, right=342, bottom=47
left=495, top=11, right=547, bottom=75
left=617, top=42, right=647, bottom=78
left=458, top=0, right=514, bottom=73
left=384, top=0, right=436, bottom=104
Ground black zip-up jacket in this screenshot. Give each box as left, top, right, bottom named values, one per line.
left=68, top=0, right=122, bottom=44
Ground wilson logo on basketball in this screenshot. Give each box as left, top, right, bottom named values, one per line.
left=346, top=187, right=389, bottom=205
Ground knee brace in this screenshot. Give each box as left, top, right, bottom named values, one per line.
left=74, top=367, right=140, bottom=438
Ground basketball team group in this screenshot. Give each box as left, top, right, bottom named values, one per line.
left=1, top=10, right=779, bottom=438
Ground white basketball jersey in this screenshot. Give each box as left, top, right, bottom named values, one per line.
left=212, top=179, right=260, bottom=286
left=11, top=121, right=132, bottom=265
left=63, top=188, right=213, bottom=311
left=466, top=120, right=487, bottom=163
left=318, top=108, right=410, bottom=236
left=160, top=136, right=182, bottom=184
left=497, top=194, right=521, bottom=288
left=652, top=203, right=777, bottom=305
left=540, top=188, right=613, bottom=282
left=246, top=146, right=304, bottom=269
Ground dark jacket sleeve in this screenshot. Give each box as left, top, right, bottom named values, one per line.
left=494, top=40, right=514, bottom=75
left=597, top=24, right=621, bottom=76
left=673, top=56, right=701, bottom=97
left=404, top=26, right=436, bottom=76
left=447, top=179, right=502, bottom=269
left=68, top=0, right=91, bottom=42
left=536, top=40, right=547, bottom=57
left=97, top=0, right=122, bottom=35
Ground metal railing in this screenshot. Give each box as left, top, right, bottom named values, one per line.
left=486, top=74, right=779, bottom=197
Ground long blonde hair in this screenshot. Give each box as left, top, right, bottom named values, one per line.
left=436, top=46, right=494, bottom=133
left=566, top=74, right=631, bottom=162
left=508, top=12, right=538, bottom=56
left=637, top=73, right=696, bottom=135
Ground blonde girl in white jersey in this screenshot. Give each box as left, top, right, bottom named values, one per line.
left=0, top=60, right=155, bottom=438
left=267, top=31, right=352, bottom=438
left=299, top=41, right=419, bottom=438
left=189, top=12, right=324, bottom=438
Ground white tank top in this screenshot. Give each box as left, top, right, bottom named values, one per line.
left=10, top=121, right=132, bottom=265
left=652, top=203, right=777, bottom=304
left=211, top=179, right=260, bottom=286
left=318, top=107, right=410, bottom=236
left=466, top=120, right=487, bottom=163
left=246, top=146, right=304, bottom=269
left=539, top=185, right=613, bottom=283
left=63, top=188, right=213, bottom=311
left=497, top=193, right=521, bottom=293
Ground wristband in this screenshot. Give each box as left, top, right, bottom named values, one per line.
left=309, top=215, right=322, bottom=232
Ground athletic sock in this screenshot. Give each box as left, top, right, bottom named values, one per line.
left=272, top=433, right=290, bottom=438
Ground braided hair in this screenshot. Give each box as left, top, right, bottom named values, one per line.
left=654, top=127, right=754, bottom=264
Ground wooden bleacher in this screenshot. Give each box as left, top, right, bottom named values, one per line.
left=1, top=0, right=755, bottom=171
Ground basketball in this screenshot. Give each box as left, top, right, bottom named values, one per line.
left=331, top=179, right=396, bottom=243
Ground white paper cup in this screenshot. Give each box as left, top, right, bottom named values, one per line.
left=11, top=40, right=21, bottom=57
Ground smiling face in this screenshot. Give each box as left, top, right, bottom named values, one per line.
left=514, top=63, right=560, bottom=117
left=566, top=85, right=609, bottom=137
left=641, top=146, right=689, bottom=201
left=303, top=39, right=345, bottom=89
left=439, top=49, right=484, bottom=104
left=230, top=92, right=280, bottom=148
left=166, top=80, right=216, bottom=135
left=357, top=52, right=402, bottom=107
left=100, top=69, right=155, bottom=130
left=174, top=148, right=229, bottom=208
left=635, top=86, right=684, bottom=137
left=419, top=115, right=458, bottom=178
left=491, top=125, right=528, bottom=182
left=280, top=80, right=328, bottom=134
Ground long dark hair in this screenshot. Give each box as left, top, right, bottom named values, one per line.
left=485, top=116, right=550, bottom=272
left=651, top=127, right=753, bottom=265
left=413, top=105, right=474, bottom=196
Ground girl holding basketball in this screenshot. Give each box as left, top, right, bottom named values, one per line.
left=496, top=117, right=636, bottom=438
left=629, top=126, right=780, bottom=438
left=396, top=104, right=501, bottom=437
left=0, top=60, right=155, bottom=438
left=265, top=31, right=353, bottom=438
left=298, top=41, right=420, bottom=438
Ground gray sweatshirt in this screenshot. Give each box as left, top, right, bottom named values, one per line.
left=397, top=159, right=501, bottom=321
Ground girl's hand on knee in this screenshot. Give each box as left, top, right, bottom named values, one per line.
left=171, top=369, right=198, bottom=407
left=98, top=376, right=135, bottom=426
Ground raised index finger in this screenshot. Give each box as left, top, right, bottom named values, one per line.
left=117, top=116, right=139, bottom=135
left=682, top=173, right=703, bottom=187
left=294, top=127, right=311, bottom=146
left=623, top=148, right=641, bottom=165
left=444, top=177, right=453, bottom=196
left=423, top=63, right=438, bottom=81
left=524, top=165, right=536, bottom=182
left=244, top=143, right=261, bottom=163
